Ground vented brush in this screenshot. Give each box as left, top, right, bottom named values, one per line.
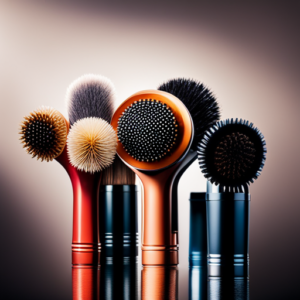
left=158, top=78, right=220, bottom=241
left=197, top=118, right=267, bottom=277
left=111, top=90, right=194, bottom=265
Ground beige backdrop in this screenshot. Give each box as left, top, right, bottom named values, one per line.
left=0, top=0, right=299, bottom=299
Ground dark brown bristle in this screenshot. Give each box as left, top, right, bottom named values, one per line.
left=198, top=118, right=267, bottom=187
left=214, top=132, right=256, bottom=180
left=19, top=107, right=67, bottom=162
left=117, top=99, right=178, bottom=162
left=100, top=156, right=136, bottom=185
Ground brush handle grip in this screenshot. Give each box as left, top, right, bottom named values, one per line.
left=136, top=164, right=180, bottom=265
left=56, top=148, right=101, bottom=265
left=171, top=151, right=197, bottom=237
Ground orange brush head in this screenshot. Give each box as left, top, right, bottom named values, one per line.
left=111, top=90, right=193, bottom=171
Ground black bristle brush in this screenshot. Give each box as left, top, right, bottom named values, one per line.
left=158, top=78, right=220, bottom=235
left=67, top=74, right=115, bottom=126
left=198, top=118, right=266, bottom=190
left=197, top=118, right=267, bottom=277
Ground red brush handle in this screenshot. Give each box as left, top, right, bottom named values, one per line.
left=56, top=147, right=101, bottom=265
left=72, top=266, right=100, bottom=300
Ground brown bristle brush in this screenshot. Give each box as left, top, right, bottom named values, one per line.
left=20, top=106, right=68, bottom=161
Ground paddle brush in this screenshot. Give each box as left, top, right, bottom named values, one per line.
left=158, top=78, right=220, bottom=241
left=197, top=118, right=267, bottom=277
left=111, top=90, right=194, bottom=265
left=65, top=74, right=117, bottom=265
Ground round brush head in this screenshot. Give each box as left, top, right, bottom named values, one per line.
left=19, top=107, right=68, bottom=162
left=67, top=117, right=117, bottom=173
left=111, top=90, right=193, bottom=171
left=158, top=78, right=220, bottom=151
left=66, top=74, right=115, bottom=125
left=198, top=118, right=267, bottom=187
left=117, top=99, right=178, bottom=162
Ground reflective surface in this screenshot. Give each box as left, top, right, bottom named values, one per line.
left=70, top=261, right=252, bottom=300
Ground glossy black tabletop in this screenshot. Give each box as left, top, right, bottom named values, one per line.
left=1, top=254, right=298, bottom=300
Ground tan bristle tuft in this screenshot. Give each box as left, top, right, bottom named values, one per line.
left=19, top=107, right=68, bottom=162
left=100, top=156, right=136, bottom=185
left=67, top=117, right=117, bottom=173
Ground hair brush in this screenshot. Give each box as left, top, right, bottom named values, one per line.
left=20, top=106, right=68, bottom=161
left=65, top=74, right=117, bottom=265
left=99, top=155, right=138, bottom=259
left=111, top=90, right=194, bottom=265
left=158, top=78, right=220, bottom=239
left=19, top=74, right=117, bottom=265
left=198, top=118, right=266, bottom=190
left=197, top=118, right=267, bottom=277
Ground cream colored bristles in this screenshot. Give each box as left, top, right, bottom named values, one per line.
left=67, top=117, right=117, bottom=173
left=19, top=107, right=68, bottom=162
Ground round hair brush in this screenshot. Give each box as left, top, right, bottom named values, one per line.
left=197, top=118, right=267, bottom=277
left=158, top=78, right=220, bottom=240
left=66, top=74, right=115, bottom=125
left=20, top=106, right=68, bottom=161
left=198, top=118, right=266, bottom=190
left=65, top=74, right=117, bottom=265
left=111, top=90, right=194, bottom=265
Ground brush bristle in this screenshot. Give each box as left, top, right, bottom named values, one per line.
left=67, top=117, right=117, bottom=173
left=66, top=74, right=115, bottom=125
left=117, top=99, right=178, bottom=162
left=214, top=132, right=256, bottom=180
left=197, top=118, right=267, bottom=187
left=100, top=156, right=136, bottom=185
left=158, top=78, right=220, bottom=151
left=19, top=107, right=67, bottom=162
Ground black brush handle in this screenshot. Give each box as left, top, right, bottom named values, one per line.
left=171, top=151, right=197, bottom=234
left=99, top=185, right=138, bottom=258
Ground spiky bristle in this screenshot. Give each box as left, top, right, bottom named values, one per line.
left=117, top=99, right=178, bottom=162
left=158, top=78, right=220, bottom=151
left=66, top=74, right=115, bottom=125
left=67, top=117, right=117, bottom=173
left=214, top=132, right=256, bottom=180
left=19, top=107, right=67, bottom=162
left=197, top=118, right=267, bottom=187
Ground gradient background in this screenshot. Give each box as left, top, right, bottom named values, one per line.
left=0, top=0, right=299, bottom=299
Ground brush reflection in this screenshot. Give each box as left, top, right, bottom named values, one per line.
left=189, top=266, right=249, bottom=300
left=208, top=278, right=249, bottom=300
left=100, top=257, right=139, bottom=300
left=141, top=266, right=178, bottom=300
left=72, top=266, right=100, bottom=300
left=189, top=266, right=207, bottom=300
left=72, top=258, right=139, bottom=300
